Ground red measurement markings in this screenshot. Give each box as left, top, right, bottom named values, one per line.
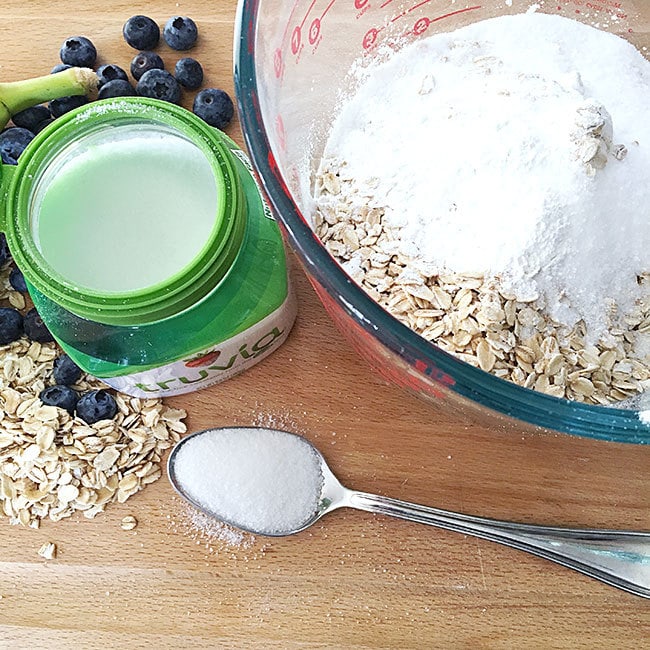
left=364, top=4, right=482, bottom=50
left=308, top=18, right=321, bottom=43
left=290, top=0, right=340, bottom=53
left=321, top=0, right=338, bottom=19
left=392, top=2, right=482, bottom=24
left=553, top=0, right=628, bottom=20
left=413, top=15, right=429, bottom=34
left=282, top=0, right=307, bottom=43
left=390, top=0, right=434, bottom=22
left=290, top=28, right=301, bottom=54
left=291, top=0, right=318, bottom=53
left=361, top=28, right=377, bottom=49
left=300, top=0, right=320, bottom=27
left=309, top=0, right=338, bottom=44
left=274, top=48, right=284, bottom=78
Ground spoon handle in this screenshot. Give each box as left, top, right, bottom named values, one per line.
left=347, top=491, right=650, bottom=598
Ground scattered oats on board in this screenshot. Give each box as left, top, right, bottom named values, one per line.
left=37, top=541, right=56, bottom=560
left=120, top=515, right=138, bottom=530
left=0, top=264, right=187, bottom=527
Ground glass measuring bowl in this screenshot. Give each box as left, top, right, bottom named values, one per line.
left=234, top=0, right=650, bottom=444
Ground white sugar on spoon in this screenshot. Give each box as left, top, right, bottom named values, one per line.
left=168, top=427, right=650, bottom=599
left=169, top=427, right=324, bottom=536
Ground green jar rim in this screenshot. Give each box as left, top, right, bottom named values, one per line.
left=4, top=97, right=245, bottom=326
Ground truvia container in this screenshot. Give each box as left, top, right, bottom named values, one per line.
left=0, top=97, right=296, bottom=397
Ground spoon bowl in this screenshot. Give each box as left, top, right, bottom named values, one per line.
left=168, top=427, right=650, bottom=599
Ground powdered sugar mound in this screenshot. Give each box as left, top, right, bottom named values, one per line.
left=323, top=13, right=650, bottom=342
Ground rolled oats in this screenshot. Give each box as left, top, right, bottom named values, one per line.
left=37, top=541, right=56, bottom=560
left=314, top=160, right=649, bottom=406
left=0, top=282, right=187, bottom=529
left=120, top=515, right=138, bottom=530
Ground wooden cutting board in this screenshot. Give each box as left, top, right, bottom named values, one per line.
left=0, top=2, right=648, bottom=647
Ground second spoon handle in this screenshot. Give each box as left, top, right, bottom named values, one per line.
left=347, top=491, right=650, bottom=599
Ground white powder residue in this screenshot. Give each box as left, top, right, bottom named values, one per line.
left=323, top=13, right=650, bottom=342
left=172, top=427, right=324, bottom=535
left=167, top=497, right=256, bottom=550
left=640, top=410, right=650, bottom=425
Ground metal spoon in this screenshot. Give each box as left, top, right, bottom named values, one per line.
left=168, top=427, right=650, bottom=599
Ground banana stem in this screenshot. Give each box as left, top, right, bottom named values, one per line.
left=0, top=67, right=98, bottom=129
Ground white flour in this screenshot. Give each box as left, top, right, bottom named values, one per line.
left=322, top=13, right=650, bottom=342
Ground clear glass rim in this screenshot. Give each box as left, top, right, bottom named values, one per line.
left=233, top=0, right=649, bottom=445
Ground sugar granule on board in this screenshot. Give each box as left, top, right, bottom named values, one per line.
left=171, top=499, right=256, bottom=550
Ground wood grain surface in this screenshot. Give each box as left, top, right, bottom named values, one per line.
left=0, top=1, right=649, bottom=648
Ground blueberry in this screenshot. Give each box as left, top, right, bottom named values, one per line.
left=48, top=95, right=88, bottom=118
left=59, top=36, right=97, bottom=68
left=174, top=57, right=203, bottom=90
left=192, top=88, right=234, bottom=129
left=98, top=79, right=136, bottom=99
left=0, top=127, right=34, bottom=165
left=0, top=234, right=10, bottom=267
left=96, top=64, right=128, bottom=89
left=51, top=63, right=72, bottom=74
left=136, top=69, right=181, bottom=104
left=163, top=16, right=198, bottom=51
left=0, top=308, right=23, bottom=345
left=53, top=354, right=83, bottom=386
left=23, top=307, right=54, bottom=343
left=130, top=51, right=165, bottom=81
left=123, top=15, right=160, bottom=50
left=33, top=118, right=54, bottom=134
left=9, top=267, right=27, bottom=293
left=39, top=385, right=79, bottom=415
left=76, top=390, right=117, bottom=424
left=11, top=105, right=51, bottom=132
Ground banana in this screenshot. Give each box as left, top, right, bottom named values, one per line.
left=0, top=67, right=98, bottom=130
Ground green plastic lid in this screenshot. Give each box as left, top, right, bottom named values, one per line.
left=2, top=97, right=245, bottom=326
